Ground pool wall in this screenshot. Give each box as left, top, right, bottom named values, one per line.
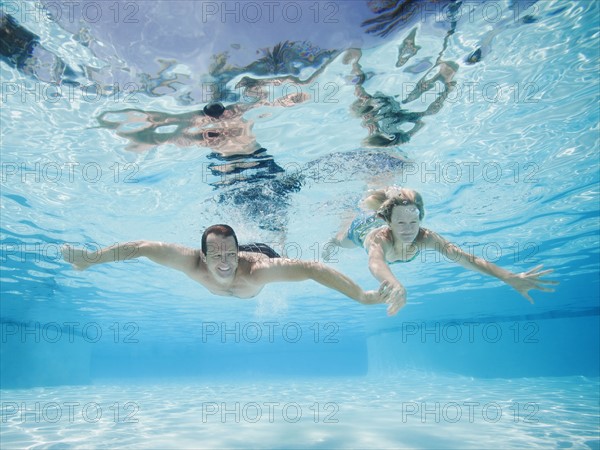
left=2, top=274, right=597, bottom=389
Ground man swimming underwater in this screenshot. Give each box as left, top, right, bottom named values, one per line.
left=62, top=224, right=403, bottom=314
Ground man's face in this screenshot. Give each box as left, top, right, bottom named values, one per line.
left=204, top=234, right=238, bottom=282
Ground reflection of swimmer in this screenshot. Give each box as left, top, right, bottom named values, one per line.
left=343, top=43, right=457, bottom=147
left=324, top=187, right=558, bottom=315
left=98, top=95, right=309, bottom=235
left=345, top=47, right=425, bottom=146
left=351, top=86, right=425, bottom=146
left=62, top=224, right=395, bottom=307
left=97, top=89, right=308, bottom=156
left=358, top=6, right=463, bottom=132
left=97, top=89, right=309, bottom=235
left=98, top=96, right=297, bottom=156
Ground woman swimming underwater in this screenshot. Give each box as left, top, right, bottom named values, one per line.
left=324, top=187, right=558, bottom=315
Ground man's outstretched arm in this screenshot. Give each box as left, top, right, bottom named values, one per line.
left=253, top=259, right=396, bottom=309
left=61, top=241, right=198, bottom=272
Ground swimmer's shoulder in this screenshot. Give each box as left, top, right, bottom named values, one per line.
left=239, top=252, right=281, bottom=279
left=238, top=251, right=271, bottom=265
left=364, top=226, right=393, bottom=250
left=417, top=227, right=444, bottom=248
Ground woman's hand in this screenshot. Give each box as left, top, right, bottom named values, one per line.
left=361, top=281, right=407, bottom=316
left=61, top=244, right=92, bottom=271
left=383, top=281, right=407, bottom=316
left=504, top=264, right=559, bottom=303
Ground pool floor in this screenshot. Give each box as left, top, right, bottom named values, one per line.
left=1, top=373, right=598, bottom=449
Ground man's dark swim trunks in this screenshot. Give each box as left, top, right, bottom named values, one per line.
left=239, top=243, right=280, bottom=258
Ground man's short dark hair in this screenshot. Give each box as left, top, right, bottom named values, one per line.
left=201, top=224, right=239, bottom=255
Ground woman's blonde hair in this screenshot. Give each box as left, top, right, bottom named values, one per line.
left=362, top=187, right=425, bottom=222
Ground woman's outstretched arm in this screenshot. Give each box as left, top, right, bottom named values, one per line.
left=364, top=234, right=408, bottom=315
left=423, top=231, right=559, bottom=303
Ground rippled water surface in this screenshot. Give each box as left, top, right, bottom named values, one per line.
left=1, top=0, right=598, bottom=328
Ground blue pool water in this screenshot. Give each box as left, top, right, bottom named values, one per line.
left=1, top=0, right=599, bottom=448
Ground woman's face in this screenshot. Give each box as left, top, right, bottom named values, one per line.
left=388, top=204, right=421, bottom=243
